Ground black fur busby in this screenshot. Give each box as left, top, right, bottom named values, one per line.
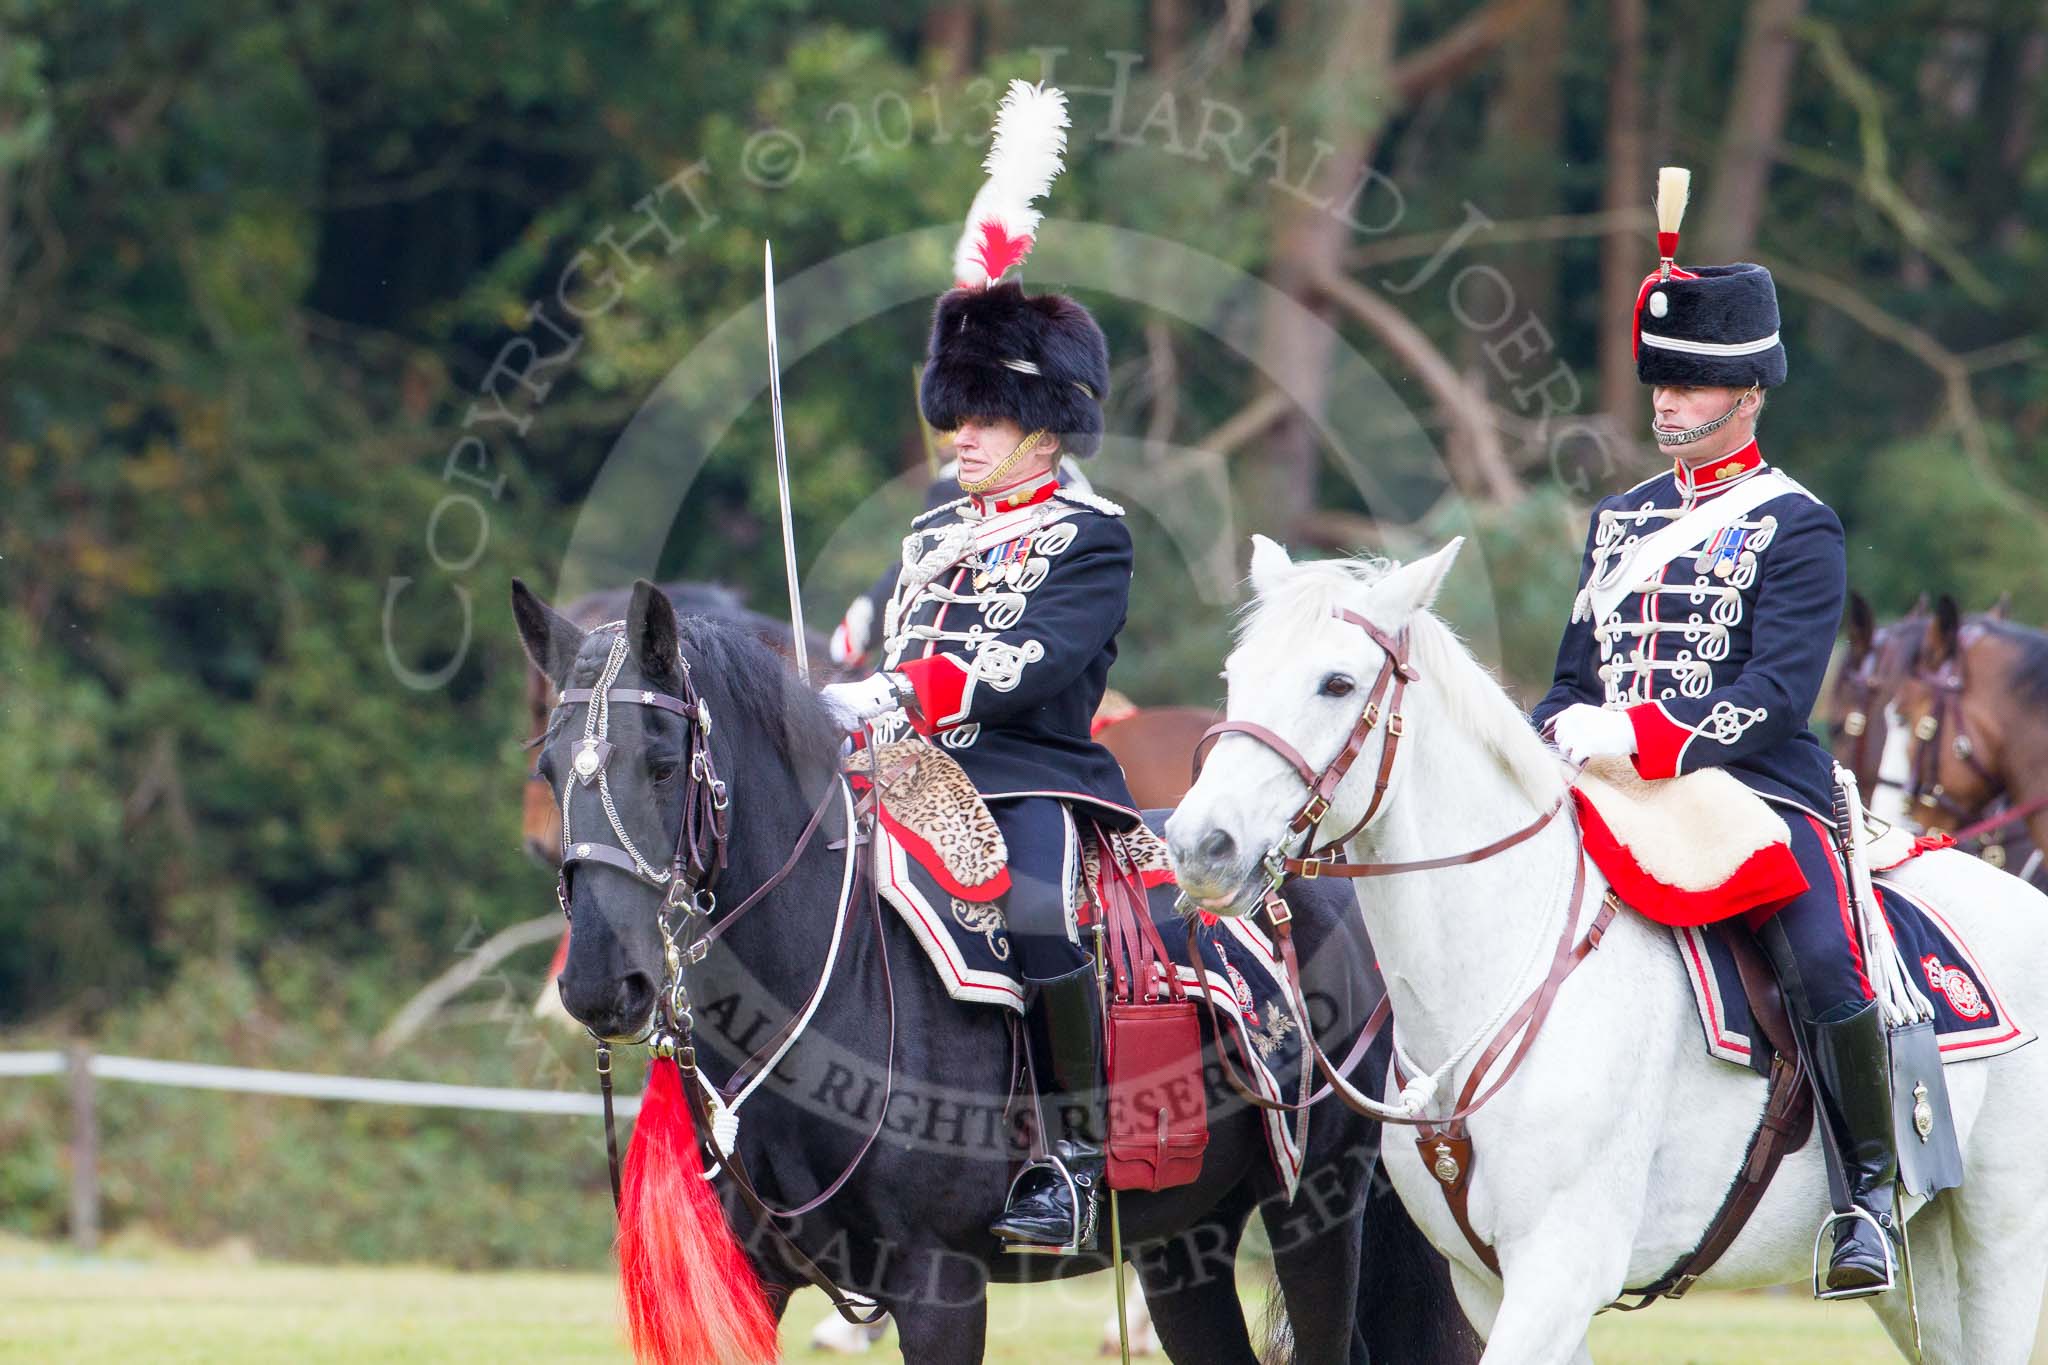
left=1633, top=263, right=1788, bottom=389
left=917, top=80, right=1111, bottom=457
left=919, top=282, right=1109, bottom=457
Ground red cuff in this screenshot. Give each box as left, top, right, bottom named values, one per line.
left=894, top=655, right=969, bottom=736
left=1627, top=702, right=1690, bottom=780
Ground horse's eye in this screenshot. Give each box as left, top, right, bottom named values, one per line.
left=1319, top=674, right=1356, bottom=698
left=650, top=763, right=679, bottom=785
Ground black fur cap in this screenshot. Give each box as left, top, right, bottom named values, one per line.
left=1634, top=262, right=1789, bottom=389
left=918, top=282, right=1110, bottom=457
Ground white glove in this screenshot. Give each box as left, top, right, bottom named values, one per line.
left=818, top=673, right=902, bottom=732
left=1551, top=703, right=1638, bottom=764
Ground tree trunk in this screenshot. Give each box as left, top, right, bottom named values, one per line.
left=1696, top=0, right=1806, bottom=260
left=1965, top=0, right=2046, bottom=246
left=1317, top=266, right=1520, bottom=505
left=1480, top=0, right=1566, bottom=374
left=1151, top=0, right=1189, bottom=78
left=1248, top=3, right=1398, bottom=540
left=1994, top=12, right=2047, bottom=249
left=1390, top=0, right=1550, bottom=103
left=1598, top=0, right=1648, bottom=441
left=923, top=6, right=975, bottom=81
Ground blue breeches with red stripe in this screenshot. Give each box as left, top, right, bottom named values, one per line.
left=988, top=796, right=1091, bottom=983
left=1753, top=811, right=1875, bottom=1026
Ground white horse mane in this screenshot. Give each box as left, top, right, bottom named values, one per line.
left=1236, top=553, right=1565, bottom=810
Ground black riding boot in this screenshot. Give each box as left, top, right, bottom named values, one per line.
left=990, top=962, right=1106, bottom=1247
left=1758, top=914, right=1901, bottom=1296
left=1806, top=999, right=1902, bottom=1295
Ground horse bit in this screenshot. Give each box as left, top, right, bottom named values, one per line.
left=551, top=623, right=730, bottom=1062
left=542, top=626, right=894, bottom=1332
left=1184, top=605, right=1588, bottom=1125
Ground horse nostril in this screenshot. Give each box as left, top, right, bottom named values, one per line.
left=615, top=971, right=656, bottom=1030
left=1199, top=828, right=1236, bottom=861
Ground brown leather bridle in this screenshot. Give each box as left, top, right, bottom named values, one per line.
left=1180, top=602, right=1582, bottom=1127
left=1900, top=636, right=2048, bottom=860
left=1904, top=639, right=2001, bottom=827
left=1192, top=607, right=1416, bottom=879
left=1190, top=605, right=1568, bottom=890
left=1179, top=605, right=1799, bottom=1299
left=1836, top=652, right=1885, bottom=794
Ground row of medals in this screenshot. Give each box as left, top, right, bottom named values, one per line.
left=972, top=537, right=1042, bottom=592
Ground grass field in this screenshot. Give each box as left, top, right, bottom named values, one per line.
left=0, top=1235, right=1927, bottom=1364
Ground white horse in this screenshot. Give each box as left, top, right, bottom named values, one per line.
left=1164, top=535, right=2048, bottom=1364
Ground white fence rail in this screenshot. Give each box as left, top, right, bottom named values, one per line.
left=0, top=1045, right=630, bottom=1251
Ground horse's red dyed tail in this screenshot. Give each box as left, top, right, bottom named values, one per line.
left=617, top=1056, right=780, bottom=1365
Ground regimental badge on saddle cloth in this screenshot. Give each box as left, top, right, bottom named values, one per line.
left=1215, top=943, right=1261, bottom=1029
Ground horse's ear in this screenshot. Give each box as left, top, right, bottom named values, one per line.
left=627, top=579, right=683, bottom=682
left=1927, top=593, right=1962, bottom=664
left=1846, top=592, right=1875, bottom=657
left=1247, top=535, right=1295, bottom=600
left=1988, top=591, right=2011, bottom=622
left=512, top=579, right=586, bottom=688
left=1373, top=537, right=1465, bottom=621
left=1910, top=591, right=1931, bottom=619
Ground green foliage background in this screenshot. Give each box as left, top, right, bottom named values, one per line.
left=1, top=0, right=2041, bottom=1266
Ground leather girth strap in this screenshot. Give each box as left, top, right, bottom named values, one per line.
left=1611, top=1051, right=1812, bottom=1307
left=1610, top=926, right=1813, bottom=1308
left=1409, top=902, right=1816, bottom=1298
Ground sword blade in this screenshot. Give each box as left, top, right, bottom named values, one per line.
left=764, top=240, right=811, bottom=683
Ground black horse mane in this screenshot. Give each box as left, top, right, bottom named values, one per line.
left=1989, top=621, right=2048, bottom=711
left=673, top=612, right=844, bottom=782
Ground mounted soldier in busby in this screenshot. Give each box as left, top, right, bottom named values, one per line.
left=1531, top=168, right=1944, bottom=1298
left=511, top=78, right=1495, bottom=1365
left=815, top=81, right=1138, bottom=1250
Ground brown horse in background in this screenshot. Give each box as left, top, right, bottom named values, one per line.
left=1826, top=591, right=1929, bottom=815
left=1892, top=595, right=2048, bottom=888
left=1093, top=699, right=1217, bottom=810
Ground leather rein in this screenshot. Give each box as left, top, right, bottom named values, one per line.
left=1183, top=605, right=1585, bottom=1133
left=549, top=627, right=893, bottom=1327
left=1182, top=606, right=1805, bottom=1302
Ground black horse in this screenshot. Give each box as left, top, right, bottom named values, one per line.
left=514, top=579, right=1478, bottom=1365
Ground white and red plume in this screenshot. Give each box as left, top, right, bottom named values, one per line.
left=951, top=80, right=1070, bottom=291
left=1655, top=166, right=1690, bottom=281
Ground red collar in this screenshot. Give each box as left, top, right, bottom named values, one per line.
left=969, top=473, right=1059, bottom=516
left=1674, top=439, right=1765, bottom=502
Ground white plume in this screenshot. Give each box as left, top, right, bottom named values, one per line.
left=1656, top=166, right=1692, bottom=238
left=951, top=80, right=1070, bottom=289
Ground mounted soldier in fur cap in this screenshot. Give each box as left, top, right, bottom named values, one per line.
left=1533, top=168, right=1911, bottom=1298
left=818, top=80, right=1136, bottom=1250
